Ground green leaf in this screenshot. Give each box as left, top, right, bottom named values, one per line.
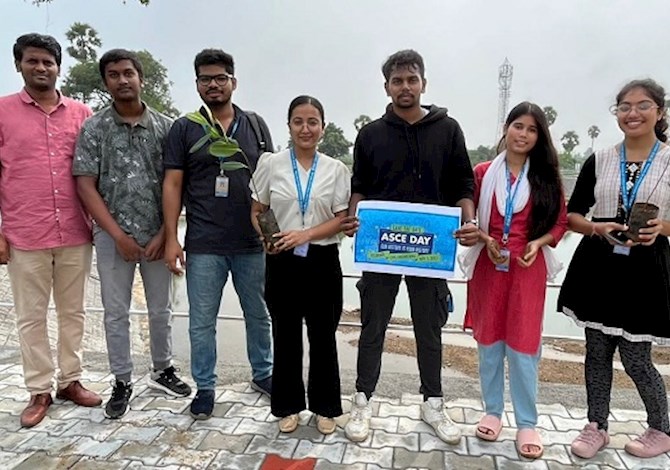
left=189, top=134, right=211, bottom=154
left=209, top=140, right=240, bottom=158
left=186, top=112, right=209, bottom=126
left=220, top=161, right=249, bottom=171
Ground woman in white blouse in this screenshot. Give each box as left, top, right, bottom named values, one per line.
left=250, top=95, right=351, bottom=435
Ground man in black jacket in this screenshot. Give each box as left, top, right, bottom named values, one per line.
left=343, top=49, right=478, bottom=444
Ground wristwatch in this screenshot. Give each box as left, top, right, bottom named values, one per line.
left=464, top=218, right=479, bottom=227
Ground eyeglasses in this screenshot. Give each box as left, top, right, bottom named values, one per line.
left=610, top=100, right=659, bottom=115
left=196, top=74, right=233, bottom=86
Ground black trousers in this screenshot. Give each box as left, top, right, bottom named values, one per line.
left=355, top=272, right=450, bottom=398
left=266, top=244, right=343, bottom=418
left=585, top=327, right=669, bottom=433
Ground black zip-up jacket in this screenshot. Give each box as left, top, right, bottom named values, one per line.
left=352, top=104, right=474, bottom=205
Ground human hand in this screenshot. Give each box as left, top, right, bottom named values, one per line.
left=144, top=232, right=165, bottom=261
left=0, top=233, right=10, bottom=264
left=637, top=218, right=663, bottom=246
left=115, top=233, right=143, bottom=262
left=273, top=230, right=311, bottom=252
left=454, top=222, right=479, bottom=247
left=164, top=238, right=185, bottom=275
left=483, top=235, right=507, bottom=265
left=340, top=216, right=360, bottom=237
left=517, top=240, right=541, bottom=268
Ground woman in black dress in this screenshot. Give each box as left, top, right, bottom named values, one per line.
left=558, top=79, right=670, bottom=460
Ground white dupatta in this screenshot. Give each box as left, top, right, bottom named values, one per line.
left=457, top=151, right=562, bottom=281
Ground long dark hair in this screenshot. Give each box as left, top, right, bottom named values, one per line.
left=498, top=102, right=563, bottom=240
left=616, top=79, right=668, bottom=143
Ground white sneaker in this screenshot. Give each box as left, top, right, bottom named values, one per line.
left=421, top=397, right=461, bottom=444
left=345, top=392, right=372, bottom=442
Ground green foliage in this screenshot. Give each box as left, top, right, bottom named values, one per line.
left=468, top=145, right=496, bottom=165
left=318, top=122, right=353, bottom=160
left=61, top=61, right=107, bottom=106
left=559, top=152, right=578, bottom=172
left=60, top=22, right=178, bottom=117
left=543, top=106, right=557, bottom=126
left=135, top=50, right=179, bottom=118
left=354, top=114, right=372, bottom=132
left=185, top=109, right=250, bottom=172
left=65, top=22, right=101, bottom=62
left=561, top=130, right=580, bottom=154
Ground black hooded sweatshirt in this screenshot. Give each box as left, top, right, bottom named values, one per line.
left=352, top=104, right=474, bottom=205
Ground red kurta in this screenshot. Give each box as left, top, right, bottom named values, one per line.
left=463, top=161, right=568, bottom=354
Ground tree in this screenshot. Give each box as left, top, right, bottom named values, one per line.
left=60, top=22, right=178, bottom=117
left=468, top=145, right=496, bottom=165
left=354, top=114, right=372, bottom=132
left=587, top=125, right=601, bottom=150
left=543, top=106, right=557, bottom=126
left=318, top=122, right=352, bottom=160
left=65, top=22, right=101, bottom=62
left=561, top=131, right=580, bottom=154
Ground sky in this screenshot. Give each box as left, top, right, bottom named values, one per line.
left=2, top=0, right=669, bottom=154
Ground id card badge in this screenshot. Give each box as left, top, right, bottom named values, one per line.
left=215, top=176, right=229, bottom=198
left=293, top=243, right=309, bottom=257
left=613, top=245, right=631, bottom=256
left=495, top=248, right=511, bottom=272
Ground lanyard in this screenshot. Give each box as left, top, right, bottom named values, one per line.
left=218, top=119, right=241, bottom=175
left=228, top=118, right=239, bottom=138
left=290, top=148, right=319, bottom=225
left=619, top=140, right=660, bottom=214
left=502, top=160, right=528, bottom=244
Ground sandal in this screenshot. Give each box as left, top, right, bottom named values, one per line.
left=476, top=414, right=502, bottom=441
left=516, top=428, right=544, bottom=459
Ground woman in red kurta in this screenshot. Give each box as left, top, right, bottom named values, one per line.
left=459, top=102, right=567, bottom=460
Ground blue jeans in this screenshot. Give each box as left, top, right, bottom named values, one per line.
left=186, top=252, right=273, bottom=390
left=478, top=341, right=541, bottom=429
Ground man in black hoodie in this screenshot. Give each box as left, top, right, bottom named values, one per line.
left=343, top=49, right=478, bottom=444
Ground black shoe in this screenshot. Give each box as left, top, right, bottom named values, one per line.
left=147, top=366, right=192, bottom=397
left=104, top=380, right=133, bottom=419
left=189, top=389, right=215, bottom=420
left=250, top=375, right=272, bottom=397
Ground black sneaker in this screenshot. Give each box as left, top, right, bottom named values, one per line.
left=250, top=375, right=272, bottom=397
left=147, top=366, right=192, bottom=397
left=189, top=389, right=215, bottom=420
left=104, top=380, right=132, bottom=419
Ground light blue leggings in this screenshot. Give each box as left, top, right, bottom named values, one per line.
left=478, top=341, right=541, bottom=429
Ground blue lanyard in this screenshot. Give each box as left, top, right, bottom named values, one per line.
left=228, top=118, right=239, bottom=138
left=619, top=140, right=660, bottom=214
left=502, top=160, right=528, bottom=244
left=290, top=148, right=319, bottom=224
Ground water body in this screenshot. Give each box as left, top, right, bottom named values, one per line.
left=172, top=222, right=585, bottom=339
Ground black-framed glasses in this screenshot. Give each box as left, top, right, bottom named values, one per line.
left=196, top=74, right=233, bottom=86
left=610, top=100, right=659, bottom=115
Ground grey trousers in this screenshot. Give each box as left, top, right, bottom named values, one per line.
left=94, top=229, right=173, bottom=381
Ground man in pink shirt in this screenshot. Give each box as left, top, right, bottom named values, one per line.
left=0, top=33, right=102, bottom=428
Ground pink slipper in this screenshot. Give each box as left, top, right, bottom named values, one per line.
left=476, top=414, right=502, bottom=441
left=517, top=428, right=544, bottom=459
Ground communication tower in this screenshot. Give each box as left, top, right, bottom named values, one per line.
left=497, top=58, right=513, bottom=141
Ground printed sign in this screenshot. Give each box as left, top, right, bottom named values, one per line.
left=354, top=201, right=461, bottom=278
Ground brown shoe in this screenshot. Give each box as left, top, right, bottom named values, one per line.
left=20, top=393, right=53, bottom=428
left=56, top=381, right=102, bottom=407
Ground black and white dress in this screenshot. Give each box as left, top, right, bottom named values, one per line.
left=558, top=144, right=670, bottom=344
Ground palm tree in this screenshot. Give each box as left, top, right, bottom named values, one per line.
left=561, top=131, right=580, bottom=154
left=543, top=106, right=557, bottom=126
left=587, top=125, right=601, bottom=150
left=65, top=22, right=102, bottom=62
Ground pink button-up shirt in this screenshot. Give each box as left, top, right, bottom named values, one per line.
left=0, top=89, right=92, bottom=250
